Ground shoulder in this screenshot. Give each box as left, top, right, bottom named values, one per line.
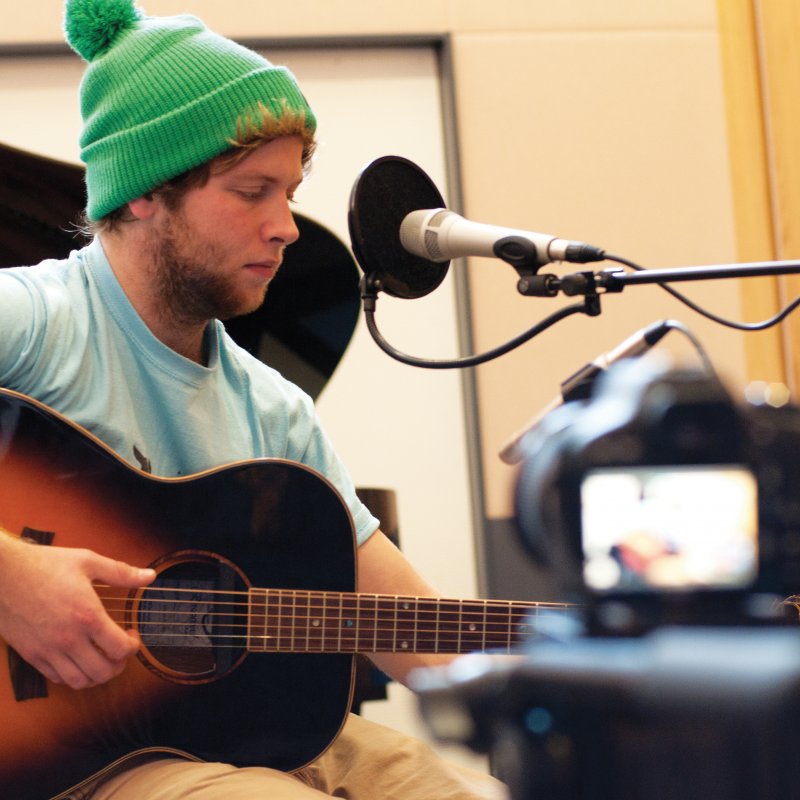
left=0, top=249, right=89, bottom=303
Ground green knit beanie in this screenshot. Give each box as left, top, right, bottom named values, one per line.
left=64, top=0, right=316, bottom=220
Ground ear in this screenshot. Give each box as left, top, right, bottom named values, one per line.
left=127, top=193, right=157, bottom=220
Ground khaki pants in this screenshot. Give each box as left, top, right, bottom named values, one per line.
left=83, top=714, right=509, bottom=800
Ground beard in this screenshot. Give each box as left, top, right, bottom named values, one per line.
left=145, top=208, right=270, bottom=326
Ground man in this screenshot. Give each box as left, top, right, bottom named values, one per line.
left=0, top=0, right=507, bottom=798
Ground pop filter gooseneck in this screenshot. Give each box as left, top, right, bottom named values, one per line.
left=347, top=156, right=596, bottom=369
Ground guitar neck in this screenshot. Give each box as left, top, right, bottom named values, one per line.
left=247, top=590, right=570, bottom=654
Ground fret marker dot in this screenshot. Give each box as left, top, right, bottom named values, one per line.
left=401, top=641, right=409, bottom=649
left=469, top=623, right=477, bottom=632
left=312, top=619, right=320, bottom=627
left=345, top=620, right=354, bottom=628
left=403, top=602, right=410, bottom=610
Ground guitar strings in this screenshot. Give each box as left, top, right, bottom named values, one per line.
left=93, top=589, right=571, bottom=625
left=91, top=588, right=563, bottom=650
left=92, top=618, right=535, bottom=650
left=96, top=607, right=537, bottom=649
left=96, top=605, right=545, bottom=627
left=94, top=584, right=571, bottom=614
left=91, top=585, right=572, bottom=651
left=96, top=604, right=541, bottom=627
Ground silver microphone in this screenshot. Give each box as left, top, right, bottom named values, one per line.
left=400, top=208, right=605, bottom=266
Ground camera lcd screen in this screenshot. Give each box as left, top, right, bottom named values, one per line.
left=580, top=465, right=758, bottom=592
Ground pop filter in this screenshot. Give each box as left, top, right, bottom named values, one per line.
left=348, top=155, right=450, bottom=299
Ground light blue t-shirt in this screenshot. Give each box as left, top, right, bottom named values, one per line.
left=0, top=238, right=378, bottom=545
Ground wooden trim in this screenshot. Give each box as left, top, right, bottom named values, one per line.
left=716, top=0, right=786, bottom=383
left=757, top=0, right=800, bottom=390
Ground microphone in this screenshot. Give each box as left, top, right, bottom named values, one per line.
left=498, top=320, right=673, bottom=465
left=400, top=208, right=606, bottom=267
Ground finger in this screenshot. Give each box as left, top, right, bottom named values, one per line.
left=87, top=614, right=141, bottom=663
left=47, top=650, right=99, bottom=690
left=75, top=638, right=129, bottom=685
left=25, top=654, right=63, bottom=686
left=56, top=633, right=134, bottom=688
left=88, top=555, right=156, bottom=588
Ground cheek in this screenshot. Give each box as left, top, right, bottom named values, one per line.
left=184, top=208, right=247, bottom=254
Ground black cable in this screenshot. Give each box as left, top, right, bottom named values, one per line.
left=362, top=296, right=592, bottom=369
left=660, top=319, right=718, bottom=377
left=603, top=253, right=800, bottom=331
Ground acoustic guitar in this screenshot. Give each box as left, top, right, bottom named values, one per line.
left=0, top=387, right=569, bottom=799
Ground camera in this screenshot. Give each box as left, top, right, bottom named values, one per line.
left=415, top=356, right=800, bottom=800
left=515, top=353, right=800, bottom=635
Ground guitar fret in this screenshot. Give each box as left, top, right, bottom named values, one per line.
left=279, top=591, right=293, bottom=652
left=266, top=589, right=280, bottom=652
left=247, top=588, right=255, bottom=651
left=322, top=592, right=341, bottom=651
left=393, top=597, right=415, bottom=652
left=434, top=598, right=440, bottom=653
left=248, top=588, right=264, bottom=652
left=393, top=596, right=399, bottom=652
left=375, top=596, right=395, bottom=652
left=413, top=596, right=419, bottom=653
left=458, top=601, right=488, bottom=652
left=356, top=594, right=377, bottom=652
left=293, top=591, right=300, bottom=652
left=302, top=591, right=309, bottom=652
left=339, top=595, right=357, bottom=653
left=355, top=593, right=361, bottom=651
left=337, top=594, right=343, bottom=652
left=319, top=591, right=327, bottom=652
left=373, top=596, right=379, bottom=652
left=415, top=598, right=439, bottom=653
left=437, top=600, right=461, bottom=652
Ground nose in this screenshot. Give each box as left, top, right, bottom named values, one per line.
left=262, top=198, right=300, bottom=246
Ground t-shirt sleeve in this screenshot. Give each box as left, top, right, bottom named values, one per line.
left=287, top=396, right=381, bottom=547
left=0, top=270, right=48, bottom=388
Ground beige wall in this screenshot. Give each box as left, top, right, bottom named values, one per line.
left=1, top=1, right=719, bottom=42
left=450, top=9, right=743, bottom=522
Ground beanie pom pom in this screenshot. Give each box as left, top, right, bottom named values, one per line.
left=65, top=0, right=143, bottom=62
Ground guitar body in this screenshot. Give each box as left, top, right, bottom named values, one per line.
left=0, top=388, right=357, bottom=799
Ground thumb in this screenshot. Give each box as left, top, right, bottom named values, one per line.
left=90, top=554, right=156, bottom=588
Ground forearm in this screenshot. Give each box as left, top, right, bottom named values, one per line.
left=356, top=530, right=460, bottom=686
left=368, top=649, right=459, bottom=688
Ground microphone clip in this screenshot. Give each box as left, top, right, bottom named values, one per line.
left=493, top=235, right=542, bottom=273
left=517, top=270, right=602, bottom=318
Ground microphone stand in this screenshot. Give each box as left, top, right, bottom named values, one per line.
left=360, top=257, right=800, bottom=370
left=525, top=259, right=800, bottom=297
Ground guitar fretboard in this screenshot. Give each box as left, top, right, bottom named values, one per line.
left=247, top=590, right=570, bottom=654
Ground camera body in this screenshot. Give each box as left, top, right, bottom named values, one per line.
left=416, top=626, right=800, bottom=800
left=515, top=355, right=800, bottom=634
left=415, top=356, right=800, bottom=799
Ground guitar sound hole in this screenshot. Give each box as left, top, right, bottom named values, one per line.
left=135, top=553, right=249, bottom=684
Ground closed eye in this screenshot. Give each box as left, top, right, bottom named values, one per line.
left=234, top=189, right=268, bottom=201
